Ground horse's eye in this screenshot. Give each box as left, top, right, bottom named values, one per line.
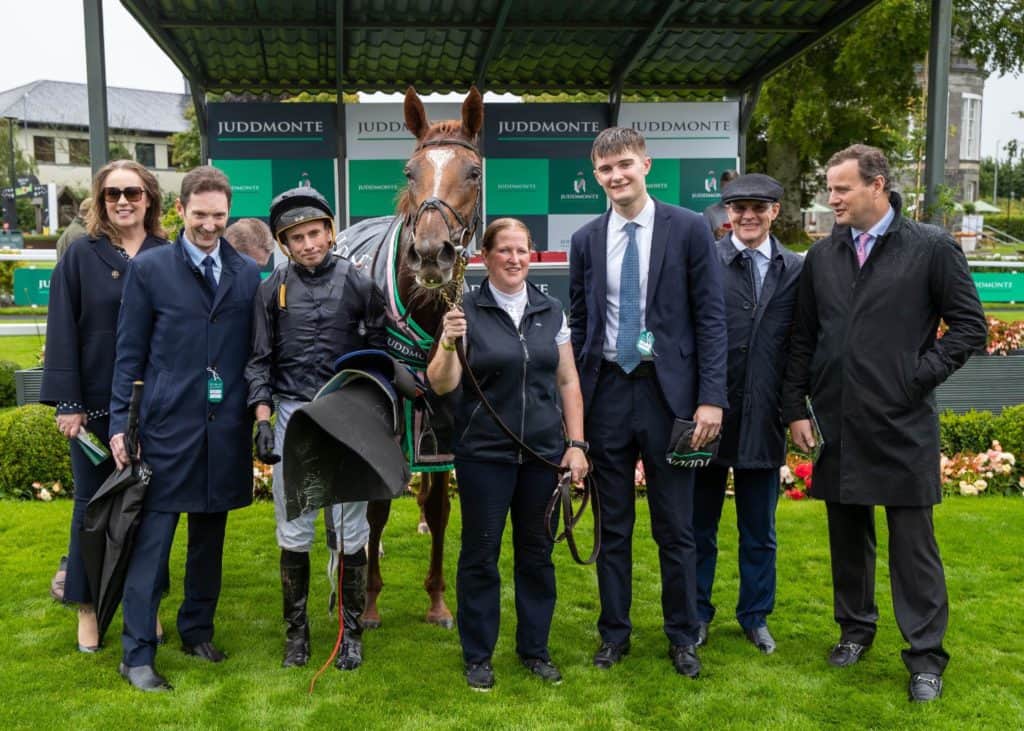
left=468, top=167, right=482, bottom=181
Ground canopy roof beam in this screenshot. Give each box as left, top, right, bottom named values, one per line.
left=474, top=0, right=514, bottom=91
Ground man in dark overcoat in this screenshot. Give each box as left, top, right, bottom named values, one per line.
left=782, top=144, right=986, bottom=702
left=693, top=174, right=802, bottom=656
left=570, top=127, right=727, bottom=678
left=109, top=166, right=262, bottom=692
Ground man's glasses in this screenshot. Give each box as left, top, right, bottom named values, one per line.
left=726, top=202, right=773, bottom=214
left=102, top=186, right=145, bottom=203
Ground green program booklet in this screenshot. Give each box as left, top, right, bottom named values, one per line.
left=75, top=429, right=111, bottom=466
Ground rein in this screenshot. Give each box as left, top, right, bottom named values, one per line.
left=454, top=338, right=601, bottom=566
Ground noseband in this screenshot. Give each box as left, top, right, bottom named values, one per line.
left=407, top=138, right=482, bottom=253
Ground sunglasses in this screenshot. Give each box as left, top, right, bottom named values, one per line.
left=102, top=186, right=145, bottom=203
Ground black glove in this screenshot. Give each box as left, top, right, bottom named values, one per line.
left=255, top=419, right=280, bottom=464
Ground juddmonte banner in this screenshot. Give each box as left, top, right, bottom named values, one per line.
left=345, top=103, right=461, bottom=222
left=483, top=103, right=609, bottom=252
left=208, top=103, right=339, bottom=273
left=208, top=101, right=738, bottom=253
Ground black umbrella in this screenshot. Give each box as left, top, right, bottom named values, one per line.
left=79, top=381, right=152, bottom=643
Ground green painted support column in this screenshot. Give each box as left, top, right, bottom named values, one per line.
left=83, top=0, right=109, bottom=175
left=924, top=0, right=953, bottom=224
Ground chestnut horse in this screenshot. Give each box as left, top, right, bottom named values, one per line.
left=343, top=87, right=484, bottom=629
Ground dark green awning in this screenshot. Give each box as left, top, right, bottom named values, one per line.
left=121, top=0, right=880, bottom=99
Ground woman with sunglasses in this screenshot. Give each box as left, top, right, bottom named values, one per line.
left=41, top=159, right=168, bottom=652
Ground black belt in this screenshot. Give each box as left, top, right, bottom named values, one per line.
left=603, top=359, right=656, bottom=379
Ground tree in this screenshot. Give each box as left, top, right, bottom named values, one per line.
left=0, top=122, right=35, bottom=184
left=749, top=0, right=1024, bottom=240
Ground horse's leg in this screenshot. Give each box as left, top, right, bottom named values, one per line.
left=423, top=471, right=454, bottom=628
left=416, top=476, right=430, bottom=534
left=364, top=498, right=390, bottom=629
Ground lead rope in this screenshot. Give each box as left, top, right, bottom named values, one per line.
left=308, top=505, right=347, bottom=695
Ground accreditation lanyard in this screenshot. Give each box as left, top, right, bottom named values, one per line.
left=207, top=367, right=224, bottom=403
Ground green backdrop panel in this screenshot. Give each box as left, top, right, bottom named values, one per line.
left=548, top=158, right=604, bottom=215
left=485, top=158, right=549, bottom=215
left=647, top=159, right=682, bottom=208
left=349, top=159, right=407, bottom=218
left=271, top=159, right=337, bottom=209
left=213, top=159, right=273, bottom=217
left=679, top=158, right=735, bottom=213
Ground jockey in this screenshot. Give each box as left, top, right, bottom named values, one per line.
left=245, top=186, right=388, bottom=670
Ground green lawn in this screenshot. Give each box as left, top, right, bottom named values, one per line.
left=0, top=334, right=44, bottom=368
left=0, top=496, right=1021, bottom=729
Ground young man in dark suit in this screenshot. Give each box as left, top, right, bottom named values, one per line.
left=569, top=127, right=727, bottom=677
left=109, top=166, right=262, bottom=692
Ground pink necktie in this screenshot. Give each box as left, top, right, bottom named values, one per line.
left=856, top=232, right=871, bottom=268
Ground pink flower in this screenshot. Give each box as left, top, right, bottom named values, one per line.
left=794, top=462, right=813, bottom=481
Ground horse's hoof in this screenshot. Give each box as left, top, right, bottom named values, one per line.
left=417, top=522, right=430, bottom=535
left=426, top=614, right=454, bottom=630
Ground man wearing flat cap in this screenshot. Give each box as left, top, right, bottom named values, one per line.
left=692, top=173, right=803, bottom=655
left=245, top=186, right=387, bottom=671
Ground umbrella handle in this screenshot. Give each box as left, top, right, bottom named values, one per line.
left=126, top=380, right=144, bottom=455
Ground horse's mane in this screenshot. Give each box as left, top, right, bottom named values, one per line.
left=396, top=120, right=476, bottom=219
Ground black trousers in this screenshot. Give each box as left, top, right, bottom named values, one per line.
left=826, top=502, right=950, bottom=674
left=121, top=509, right=228, bottom=667
left=64, top=416, right=111, bottom=604
left=454, top=458, right=558, bottom=665
left=588, top=361, right=699, bottom=648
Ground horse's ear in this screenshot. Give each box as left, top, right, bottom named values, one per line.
left=404, top=86, right=429, bottom=141
left=462, top=86, right=484, bottom=142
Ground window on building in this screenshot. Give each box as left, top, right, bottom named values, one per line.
left=167, top=144, right=176, bottom=169
left=135, top=142, right=155, bottom=167
left=960, top=94, right=982, bottom=161
left=69, top=139, right=90, bottom=166
left=33, top=136, right=55, bottom=163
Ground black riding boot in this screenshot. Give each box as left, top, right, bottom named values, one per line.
left=280, top=549, right=311, bottom=668
left=335, top=553, right=367, bottom=671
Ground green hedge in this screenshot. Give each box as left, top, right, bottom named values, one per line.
left=0, top=360, right=18, bottom=408
left=0, top=404, right=73, bottom=499
left=940, top=405, right=1024, bottom=456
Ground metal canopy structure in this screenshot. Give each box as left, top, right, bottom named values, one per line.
left=119, top=0, right=880, bottom=99
left=81, top=0, right=955, bottom=220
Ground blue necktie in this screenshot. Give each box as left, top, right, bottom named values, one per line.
left=743, top=249, right=762, bottom=302
left=202, top=255, right=218, bottom=293
left=616, top=222, right=641, bottom=373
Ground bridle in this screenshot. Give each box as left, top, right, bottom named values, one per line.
left=405, top=137, right=483, bottom=275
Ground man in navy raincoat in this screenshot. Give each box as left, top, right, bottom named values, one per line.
left=109, top=166, right=262, bottom=692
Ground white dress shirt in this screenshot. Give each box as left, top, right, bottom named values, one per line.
left=603, top=196, right=655, bottom=362
left=182, top=233, right=222, bottom=284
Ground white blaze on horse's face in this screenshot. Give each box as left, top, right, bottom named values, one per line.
left=426, top=148, right=455, bottom=199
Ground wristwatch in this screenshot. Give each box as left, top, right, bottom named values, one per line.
left=566, top=439, right=590, bottom=454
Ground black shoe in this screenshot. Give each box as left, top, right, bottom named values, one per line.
left=828, top=641, right=869, bottom=667
left=909, top=672, right=943, bottom=702
left=696, top=622, right=709, bottom=648
left=182, top=641, right=226, bottom=663
left=465, top=661, right=494, bottom=691
left=119, top=662, right=172, bottom=692
left=521, top=657, right=562, bottom=684
left=668, top=644, right=701, bottom=678
left=744, top=625, right=776, bottom=655
left=593, top=640, right=630, bottom=669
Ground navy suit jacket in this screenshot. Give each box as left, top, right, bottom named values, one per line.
left=569, top=199, right=728, bottom=419
left=110, top=236, right=261, bottom=513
